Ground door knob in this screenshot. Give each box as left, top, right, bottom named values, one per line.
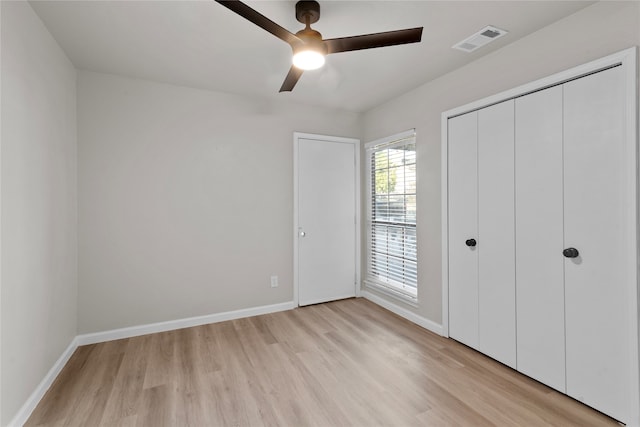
left=465, top=239, right=477, bottom=247
left=299, top=231, right=306, bottom=237
left=563, top=247, right=579, bottom=258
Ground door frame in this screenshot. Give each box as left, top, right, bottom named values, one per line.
left=293, top=132, right=361, bottom=307
left=441, top=47, right=637, bottom=423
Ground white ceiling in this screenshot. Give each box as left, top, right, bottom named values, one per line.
left=30, top=0, right=595, bottom=112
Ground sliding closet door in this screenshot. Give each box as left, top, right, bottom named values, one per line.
left=514, top=86, right=565, bottom=391
left=477, top=100, right=516, bottom=368
left=563, top=66, right=629, bottom=421
left=448, top=111, right=479, bottom=349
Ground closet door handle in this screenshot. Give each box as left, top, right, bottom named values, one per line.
left=563, top=247, right=579, bottom=258
left=465, top=239, right=477, bottom=247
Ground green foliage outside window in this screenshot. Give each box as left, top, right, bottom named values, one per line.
left=374, top=151, right=397, bottom=195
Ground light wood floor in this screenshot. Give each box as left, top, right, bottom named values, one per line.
left=26, top=298, right=618, bottom=426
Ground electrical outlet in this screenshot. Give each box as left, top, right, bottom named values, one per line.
left=270, top=275, right=279, bottom=288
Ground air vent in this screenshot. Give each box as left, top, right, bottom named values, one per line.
left=452, top=25, right=508, bottom=53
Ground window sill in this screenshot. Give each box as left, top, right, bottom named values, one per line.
left=364, top=280, right=419, bottom=307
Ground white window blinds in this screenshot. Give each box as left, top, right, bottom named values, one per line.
left=365, top=131, right=417, bottom=300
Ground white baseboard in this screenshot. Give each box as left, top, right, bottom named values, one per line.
left=9, top=300, right=296, bottom=426
left=361, top=291, right=444, bottom=336
left=76, top=300, right=296, bottom=346
left=8, top=337, right=79, bottom=427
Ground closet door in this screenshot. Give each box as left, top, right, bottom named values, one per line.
left=514, top=86, right=565, bottom=391
left=563, top=65, right=629, bottom=421
left=448, top=111, right=479, bottom=349
left=477, top=100, right=516, bottom=368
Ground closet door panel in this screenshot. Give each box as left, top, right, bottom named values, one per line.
left=477, top=100, right=516, bottom=368
left=514, top=86, right=565, bottom=391
left=563, top=66, right=628, bottom=421
left=448, top=111, right=479, bottom=349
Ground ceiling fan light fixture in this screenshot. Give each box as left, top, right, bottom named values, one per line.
left=292, top=49, right=325, bottom=70
left=215, top=0, right=423, bottom=91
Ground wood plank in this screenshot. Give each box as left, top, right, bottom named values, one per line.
left=25, top=298, right=619, bottom=426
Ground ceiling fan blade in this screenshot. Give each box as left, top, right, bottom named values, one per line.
left=324, top=27, right=423, bottom=54
left=279, top=66, right=304, bottom=92
left=215, top=1, right=303, bottom=46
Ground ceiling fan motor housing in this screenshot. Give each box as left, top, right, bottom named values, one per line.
left=296, top=1, right=320, bottom=25
left=295, top=27, right=323, bottom=44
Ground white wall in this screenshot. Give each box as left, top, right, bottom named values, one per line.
left=361, top=1, right=640, bottom=325
left=77, top=71, right=360, bottom=333
left=0, top=2, right=78, bottom=425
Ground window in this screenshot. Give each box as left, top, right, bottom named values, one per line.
left=365, top=130, right=417, bottom=301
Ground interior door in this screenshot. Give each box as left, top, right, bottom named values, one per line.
left=515, top=85, right=566, bottom=392
left=563, top=65, right=629, bottom=422
left=297, top=136, right=357, bottom=306
left=447, top=111, right=479, bottom=349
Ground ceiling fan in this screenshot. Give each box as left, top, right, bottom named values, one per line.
left=215, top=0, right=423, bottom=92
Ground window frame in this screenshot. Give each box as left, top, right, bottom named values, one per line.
left=364, top=129, right=418, bottom=304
